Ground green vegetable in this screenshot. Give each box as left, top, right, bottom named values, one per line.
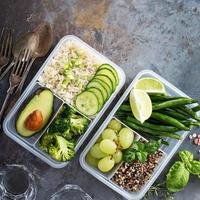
left=177, top=105, right=200, bottom=121
left=118, top=104, right=131, bottom=112
left=181, top=120, right=200, bottom=127
left=48, top=135, right=75, bottom=161
left=179, top=150, right=193, bottom=165
left=49, top=105, right=88, bottom=138
left=144, top=182, right=174, bottom=200
left=123, top=139, right=161, bottom=163
left=159, top=110, right=189, bottom=120
left=192, top=105, right=200, bottom=112
left=126, top=116, right=178, bottom=132
left=39, top=105, right=89, bottom=161
left=185, top=160, right=200, bottom=175
left=124, top=120, right=181, bottom=140
left=166, top=161, right=190, bottom=192
left=151, top=112, right=189, bottom=131
left=39, top=133, right=55, bottom=152
left=149, top=94, right=188, bottom=101
left=69, top=113, right=89, bottom=135
left=152, top=99, right=197, bottom=110
left=139, top=132, right=169, bottom=145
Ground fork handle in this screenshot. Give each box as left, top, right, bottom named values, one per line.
left=4, top=57, right=35, bottom=115
left=0, top=60, right=14, bottom=81
left=4, top=88, right=21, bottom=116
left=0, top=88, right=14, bottom=128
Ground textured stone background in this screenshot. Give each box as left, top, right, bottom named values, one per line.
left=0, top=0, right=200, bottom=199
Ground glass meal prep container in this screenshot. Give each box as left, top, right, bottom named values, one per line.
left=80, top=70, right=193, bottom=200
left=3, top=35, right=126, bottom=168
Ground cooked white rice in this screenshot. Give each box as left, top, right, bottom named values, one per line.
left=38, top=40, right=103, bottom=104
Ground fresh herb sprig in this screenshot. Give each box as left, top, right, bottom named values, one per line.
left=143, top=182, right=174, bottom=200
left=123, top=139, right=161, bottom=163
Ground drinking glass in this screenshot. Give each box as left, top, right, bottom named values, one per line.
left=50, top=184, right=93, bottom=200
left=0, top=164, right=37, bottom=200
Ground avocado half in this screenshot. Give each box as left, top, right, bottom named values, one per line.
left=16, top=89, right=54, bottom=137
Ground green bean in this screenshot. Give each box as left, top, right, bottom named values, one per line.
left=126, top=116, right=178, bottom=132
left=118, top=104, right=131, bottom=112
left=124, top=120, right=182, bottom=140
left=192, top=105, right=200, bottom=112
left=181, top=120, right=200, bottom=127
left=172, top=108, right=189, bottom=116
left=177, top=105, right=200, bottom=121
left=159, top=110, right=188, bottom=120
left=152, top=98, right=197, bottom=110
left=150, top=95, right=187, bottom=102
left=151, top=112, right=189, bottom=131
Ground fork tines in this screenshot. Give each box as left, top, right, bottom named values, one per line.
left=0, top=28, right=13, bottom=59
left=12, top=49, right=32, bottom=77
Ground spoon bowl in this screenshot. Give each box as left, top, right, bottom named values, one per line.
left=33, top=22, right=53, bottom=57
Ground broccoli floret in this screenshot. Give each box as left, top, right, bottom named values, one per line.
left=48, top=135, right=75, bottom=161
left=62, top=129, right=74, bottom=140
left=59, top=104, right=74, bottom=118
left=48, top=117, right=69, bottom=134
left=69, top=113, right=89, bottom=135
left=39, top=133, right=54, bottom=152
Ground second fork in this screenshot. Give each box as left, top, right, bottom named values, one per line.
left=0, top=49, right=32, bottom=127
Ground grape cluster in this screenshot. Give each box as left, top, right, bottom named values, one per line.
left=86, top=119, right=134, bottom=172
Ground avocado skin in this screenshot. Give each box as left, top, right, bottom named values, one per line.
left=16, top=89, right=54, bottom=137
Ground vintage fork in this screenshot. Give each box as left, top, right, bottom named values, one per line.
left=0, top=28, right=13, bottom=73
left=0, top=49, right=32, bottom=126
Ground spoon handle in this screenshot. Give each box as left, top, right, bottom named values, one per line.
left=4, top=57, right=35, bottom=115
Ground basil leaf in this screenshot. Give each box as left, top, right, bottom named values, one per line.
left=132, top=141, right=145, bottom=151
left=145, top=139, right=161, bottom=154
left=123, top=149, right=136, bottom=163
left=166, top=161, right=190, bottom=193
left=185, top=160, right=200, bottom=175
left=179, top=150, right=193, bottom=165
left=136, top=151, right=148, bottom=163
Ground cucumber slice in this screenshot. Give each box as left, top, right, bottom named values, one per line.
left=86, top=80, right=108, bottom=101
left=99, top=64, right=119, bottom=85
left=92, top=78, right=112, bottom=98
left=87, top=87, right=104, bottom=111
left=95, top=75, right=113, bottom=92
left=75, top=91, right=99, bottom=116
left=96, top=68, right=117, bottom=90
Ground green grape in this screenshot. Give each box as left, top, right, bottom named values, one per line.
left=98, top=156, right=115, bottom=172
left=107, top=119, right=122, bottom=132
left=96, top=136, right=102, bottom=143
left=89, top=143, right=107, bottom=159
left=113, top=149, right=123, bottom=164
left=102, top=129, right=117, bottom=141
left=118, top=128, right=134, bottom=149
left=100, top=139, right=117, bottom=154
left=86, top=153, right=99, bottom=167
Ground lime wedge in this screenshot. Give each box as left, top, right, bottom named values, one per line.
left=134, top=77, right=166, bottom=94
left=129, top=89, right=152, bottom=123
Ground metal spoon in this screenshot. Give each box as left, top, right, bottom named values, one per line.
left=0, top=32, right=39, bottom=81
left=5, top=22, right=53, bottom=114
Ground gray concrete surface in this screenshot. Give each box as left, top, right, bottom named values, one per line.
left=0, top=0, right=200, bottom=199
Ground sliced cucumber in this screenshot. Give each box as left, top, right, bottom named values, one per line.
left=95, top=75, right=113, bottom=92
left=86, top=80, right=108, bottom=101
left=87, top=87, right=104, bottom=111
left=75, top=91, right=99, bottom=116
left=96, top=68, right=117, bottom=90
left=98, top=64, right=119, bottom=85
left=92, top=78, right=112, bottom=98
